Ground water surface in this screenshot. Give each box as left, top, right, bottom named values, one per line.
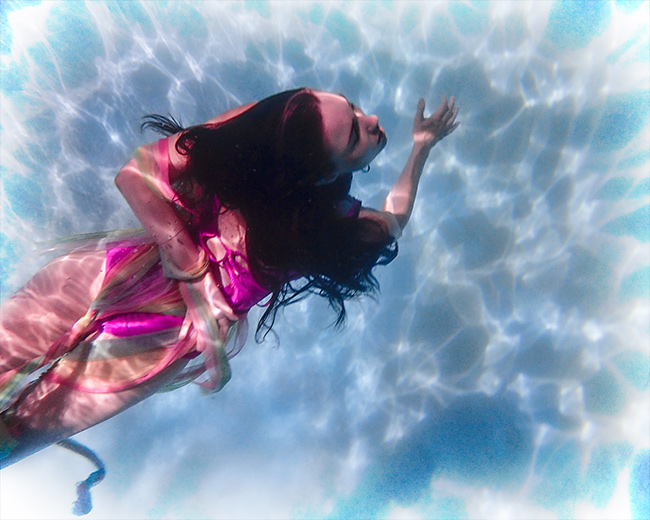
left=1, top=1, right=648, bottom=519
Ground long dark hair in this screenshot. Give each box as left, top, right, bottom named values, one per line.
left=142, top=88, right=397, bottom=339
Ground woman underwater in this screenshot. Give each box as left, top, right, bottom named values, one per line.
left=0, top=87, right=458, bottom=490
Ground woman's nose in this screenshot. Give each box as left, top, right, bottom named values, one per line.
left=365, top=114, right=379, bottom=132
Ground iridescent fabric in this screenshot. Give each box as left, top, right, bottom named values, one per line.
left=0, top=221, right=263, bottom=413
left=0, top=135, right=361, bottom=410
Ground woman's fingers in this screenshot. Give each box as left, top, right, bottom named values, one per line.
left=415, top=95, right=459, bottom=142
left=415, top=98, right=426, bottom=123
left=446, top=106, right=459, bottom=127
left=445, top=97, right=456, bottom=120
left=216, top=315, right=232, bottom=344
left=431, top=96, right=448, bottom=120
left=428, top=96, right=457, bottom=124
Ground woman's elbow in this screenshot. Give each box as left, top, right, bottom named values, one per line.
left=114, top=158, right=140, bottom=193
left=359, top=208, right=403, bottom=240
left=385, top=212, right=404, bottom=240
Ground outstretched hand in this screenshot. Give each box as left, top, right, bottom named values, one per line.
left=413, top=96, right=459, bottom=150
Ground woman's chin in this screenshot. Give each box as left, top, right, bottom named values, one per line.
left=378, top=130, right=388, bottom=151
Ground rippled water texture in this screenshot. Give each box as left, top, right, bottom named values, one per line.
left=1, top=1, right=649, bottom=519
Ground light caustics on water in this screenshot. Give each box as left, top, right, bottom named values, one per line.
left=0, top=1, right=648, bottom=519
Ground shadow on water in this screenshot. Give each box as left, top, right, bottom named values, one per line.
left=330, top=393, right=534, bottom=519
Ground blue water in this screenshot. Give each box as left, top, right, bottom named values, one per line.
left=1, top=1, right=648, bottom=519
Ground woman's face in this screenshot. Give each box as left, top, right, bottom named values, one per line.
left=315, top=91, right=387, bottom=179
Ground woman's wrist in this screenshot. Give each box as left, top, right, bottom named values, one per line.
left=160, top=244, right=210, bottom=281
left=412, top=139, right=433, bottom=157
left=410, top=141, right=432, bottom=175
left=158, top=227, right=201, bottom=267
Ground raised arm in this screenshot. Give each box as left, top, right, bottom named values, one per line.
left=367, top=96, right=459, bottom=236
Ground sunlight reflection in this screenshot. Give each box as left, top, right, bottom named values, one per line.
left=1, top=1, right=648, bottom=518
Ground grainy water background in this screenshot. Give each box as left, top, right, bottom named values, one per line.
left=1, top=1, right=648, bottom=519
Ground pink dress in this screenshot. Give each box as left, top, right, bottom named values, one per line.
left=0, top=141, right=360, bottom=514
left=0, top=138, right=361, bottom=410
left=0, top=204, right=272, bottom=408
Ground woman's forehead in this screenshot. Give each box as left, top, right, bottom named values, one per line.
left=315, top=92, right=353, bottom=155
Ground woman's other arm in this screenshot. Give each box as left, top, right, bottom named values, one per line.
left=361, top=96, right=459, bottom=237
left=115, top=142, right=201, bottom=271
left=115, top=102, right=256, bottom=271
left=116, top=102, right=258, bottom=340
left=116, top=147, right=238, bottom=341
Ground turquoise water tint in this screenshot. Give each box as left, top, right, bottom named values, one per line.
left=1, top=1, right=649, bottom=519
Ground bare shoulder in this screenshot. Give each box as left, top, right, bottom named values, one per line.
left=358, top=207, right=403, bottom=240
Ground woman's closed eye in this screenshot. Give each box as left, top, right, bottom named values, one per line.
left=348, top=103, right=360, bottom=149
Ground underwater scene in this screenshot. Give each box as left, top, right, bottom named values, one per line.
left=1, top=1, right=648, bottom=518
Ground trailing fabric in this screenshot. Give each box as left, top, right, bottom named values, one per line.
left=56, top=439, right=106, bottom=516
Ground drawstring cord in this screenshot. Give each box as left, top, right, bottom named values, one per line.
left=56, top=439, right=106, bottom=516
